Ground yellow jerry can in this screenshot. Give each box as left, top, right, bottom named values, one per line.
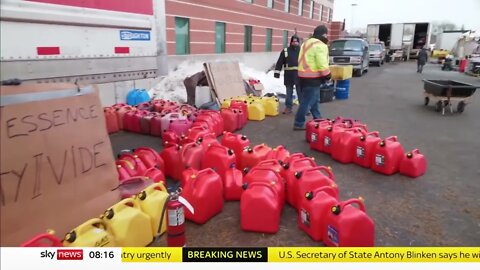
left=102, top=198, right=153, bottom=247
left=136, top=183, right=169, bottom=237
left=221, top=99, right=231, bottom=109
left=63, top=218, right=117, bottom=247
left=262, top=96, right=279, bottom=116
left=247, top=101, right=265, bottom=121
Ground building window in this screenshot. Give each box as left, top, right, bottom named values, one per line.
left=284, top=0, right=290, bottom=12
left=266, top=28, right=272, bottom=52
left=244, top=26, right=252, bottom=52
left=298, top=0, right=303, bottom=16
left=319, top=5, right=323, bottom=21
left=328, top=8, right=332, bottom=22
left=245, top=0, right=253, bottom=3
left=283, top=30, right=288, bottom=48
left=175, top=17, right=189, bottom=55
left=268, top=0, right=273, bottom=8
left=309, top=1, right=314, bottom=19
left=215, top=22, right=226, bottom=53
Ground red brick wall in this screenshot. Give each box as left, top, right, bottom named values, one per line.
left=329, top=21, right=345, bottom=41
left=166, top=0, right=334, bottom=55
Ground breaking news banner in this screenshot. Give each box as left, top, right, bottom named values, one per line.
left=1, top=247, right=479, bottom=270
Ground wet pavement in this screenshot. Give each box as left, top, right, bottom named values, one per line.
left=110, top=61, right=480, bottom=247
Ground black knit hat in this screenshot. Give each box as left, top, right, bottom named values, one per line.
left=290, top=35, right=300, bottom=43
left=313, top=25, right=328, bottom=38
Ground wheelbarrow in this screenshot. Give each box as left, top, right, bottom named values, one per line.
left=422, top=80, right=478, bottom=115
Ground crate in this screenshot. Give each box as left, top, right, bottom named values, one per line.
left=320, top=87, right=334, bottom=103
left=329, top=65, right=353, bottom=80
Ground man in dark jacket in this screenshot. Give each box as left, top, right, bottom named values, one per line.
left=417, top=47, right=428, bottom=73
left=274, top=35, right=301, bottom=114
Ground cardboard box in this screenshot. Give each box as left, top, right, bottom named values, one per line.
left=0, top=83, right=120, bottom=246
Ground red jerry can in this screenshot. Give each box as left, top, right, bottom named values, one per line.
left=112, top=103, right=128, bottom=109
left=230, top=100, right=248, bottom=115
left=180, top=167, right=198, bottom=188
left=152, top=99, right=166, bottom=112
left=162, top=130, right=180, bottom=146
left=202, top=144, right=236, bottom=179
left=309, top=122, right=336, bottom=152
left=118, top=176, right=153, bottom=199
left=187, top=126, right=211, bottom=143
left=256, top=159, right=284, bottom=177
left=371, top=136, right=405, bottom=175
left=298, top=185, right=339, bottom=241
left=116, top=160, right=135, bottom=180
left=233, top=108, right=248, bottom=129
left=323, top=198, right=375, bottom=247
left=283, top=153, right=307, bottom=163
left=122, top=110, right=136, bottom=132
left=136, top=101, right=152, bottom=111
left=331, top=128, right=366, bottom=164
left=182, top=168, right=224, bottom=224
left=134, top=147, right=164, bottom=171
left=123, top=110, right=142, bottom=133
left=293, top=166, right=336, bottom=210
left=150, top=114, right=164, bottom=137
left=180, top=142, right=204, bottom=171
left=283, top=157, right=316, bottom=207
left=143, top=167, right=166, bottom=185
left=116, top=106, right=135, bottom=130
left=21, top=231, right=63, bottom=247
left=104, top=107, right=120, bottom=134
left=196, top=132, right=219, bottom=148
left=161, top=113, right=186, bottom=136
left=160, top=143, right=183, bottom=180
left=266, top=145, right=291, bottom=163
left=240, top=144, right=272, bottom=170
left=243, top=167, right=285, bottom=207
left=306, top=119, right=330, bottom=142
left=118, top=153, right=148, bottom=176
left=221, top=132, right=250, bottom=168
left=352, top=131, right=381, bottom=168
left=197, top=111, right=223, bottom=136
left=399, top=149, right=427, bottom=178
left=168, top=119, right=192, bottom=137
left=220, top=108, right=239, bottom=132
left=140, top=112, right=158, bottom=135
left=240, top=182, right=282, bottom=234
left=223, top=167, right=243, bottom=200
left=191, top=119, right=213, bottom=134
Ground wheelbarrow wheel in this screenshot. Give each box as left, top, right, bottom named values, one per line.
left=424, top=97, right=430, bottom=106
left=457, top=101, right=466, bottom=113
left=435, top=101, right=443, bottom=112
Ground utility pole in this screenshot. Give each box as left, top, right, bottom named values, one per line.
left=351, top=3, right=357, bottom=34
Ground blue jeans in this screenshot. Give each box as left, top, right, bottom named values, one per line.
left=294, top=85, right=321, bottom=127
left=285, top=82, right=302, bottom=109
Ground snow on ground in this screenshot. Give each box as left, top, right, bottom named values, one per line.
left=149, top=60, right=287, bottom=103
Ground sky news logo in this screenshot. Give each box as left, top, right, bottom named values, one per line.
left=40, top=249, right=83, bottom=260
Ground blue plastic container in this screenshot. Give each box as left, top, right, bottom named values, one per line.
left=335, top=79, right=350, bottom=100
left=126, top=89, right=150, bottom=105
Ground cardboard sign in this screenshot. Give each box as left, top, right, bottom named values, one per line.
left=204, top=61, right=246, bottom=101
left=0, top=83, right=120, bottom=246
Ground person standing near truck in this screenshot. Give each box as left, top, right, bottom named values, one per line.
left=417, top=47, right=429, bottom=73
left=274, top=35, right=301, bottom=114
left=293, top=25, right=331, bottom=130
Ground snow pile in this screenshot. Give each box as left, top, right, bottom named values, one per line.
left=149, top=60, right=287, bottom=103
left=238, top=63, right=286, bottom=96
left=149, top=61, right=204, bottom=103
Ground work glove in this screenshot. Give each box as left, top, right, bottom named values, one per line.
left=322, top=73, right=332, bottom=82
left=274, top=72, right=280, bottom=79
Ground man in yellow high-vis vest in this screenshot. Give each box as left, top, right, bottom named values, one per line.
left=294, top=25, right=331, bottom=130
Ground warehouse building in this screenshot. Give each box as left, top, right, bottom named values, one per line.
left=165, top=0, right=337, bottom=55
